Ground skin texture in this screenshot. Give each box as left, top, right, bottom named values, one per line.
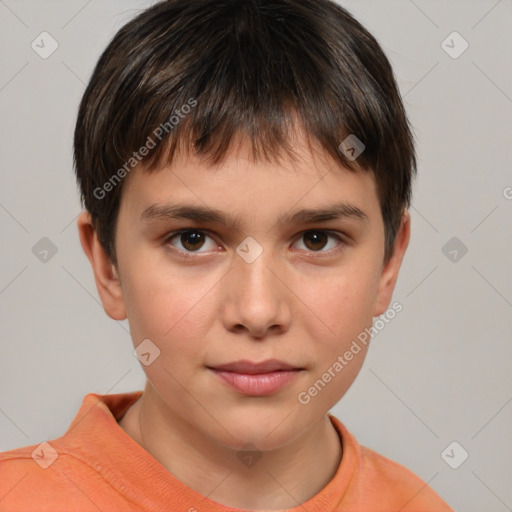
left=77, top=129, right=410, bottom=510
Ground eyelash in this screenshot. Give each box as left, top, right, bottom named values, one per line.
left=163, top=229, right=347, bottom=258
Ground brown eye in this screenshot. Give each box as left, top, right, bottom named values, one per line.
left=303, top=231, right=329, bottom=251
left=180, top=231, right=205, bottom=251
left=294, top=230, right=344, bottom=253
left=166, top=229, right=217, bottom=254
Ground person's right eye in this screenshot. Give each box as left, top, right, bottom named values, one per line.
left=164, top=229, right=220, bottom=255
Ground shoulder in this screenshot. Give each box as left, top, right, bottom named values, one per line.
left=0, top=391, right=145, bottom=511
left=0, top=438, right=131, bottom=512
left=0, top=442, right=114, bottom=511
left=329, top=416, right=453, bottom=511
left=357, top=444, right=453, bottom=511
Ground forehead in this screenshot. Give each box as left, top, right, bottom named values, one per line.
left=119, top=131, right=380, bottom=230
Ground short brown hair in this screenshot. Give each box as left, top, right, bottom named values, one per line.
left=74, top=0, right=416, bottom=266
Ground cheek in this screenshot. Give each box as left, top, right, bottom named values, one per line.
left=124, top=278, right=210, bottom=396
left=295, top=272, right=376, bottom=410
left=122, top=262, right=218, bottom=364
left=302, top=265, right=379, bottom=340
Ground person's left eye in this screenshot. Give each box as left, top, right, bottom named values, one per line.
left=164, top=229, right=345, bottom=257
left=292, top=230, right=345, bottom=253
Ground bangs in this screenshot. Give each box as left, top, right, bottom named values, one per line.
left=84, top=0, right=386, bottom=176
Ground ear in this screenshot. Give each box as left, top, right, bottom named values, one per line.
left=77, top=211, right=127, bottom=320
left=373, top=210, right=411, bottom=316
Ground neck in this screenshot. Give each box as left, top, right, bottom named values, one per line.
left=119, top=382, right=343, bottom=510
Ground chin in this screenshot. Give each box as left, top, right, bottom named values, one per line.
left=209, top=406, right=307, bottom=451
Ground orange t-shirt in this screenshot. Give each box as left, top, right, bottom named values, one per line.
left=0, top=391, right=452, bottom=511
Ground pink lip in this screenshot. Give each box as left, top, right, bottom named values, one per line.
left=210, top=359, right=301, bottom=374
left=207, top=359, right=304, bottom=396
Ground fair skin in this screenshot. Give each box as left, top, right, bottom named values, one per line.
left=78, top=130, right=410, bottom=511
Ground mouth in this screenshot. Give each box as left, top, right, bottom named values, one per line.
left=206, top=359, right=305, bottom=396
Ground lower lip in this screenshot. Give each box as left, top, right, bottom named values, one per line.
left=209, top=369, right=302, bottom=396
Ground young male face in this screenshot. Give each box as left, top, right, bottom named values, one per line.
left=78, top=129, right=410, bottom=452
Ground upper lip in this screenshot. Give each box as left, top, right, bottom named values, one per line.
left=208, top=359, right=302, bottom=374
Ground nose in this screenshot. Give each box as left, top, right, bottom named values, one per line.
left=220, top=248, right=292, bottom=339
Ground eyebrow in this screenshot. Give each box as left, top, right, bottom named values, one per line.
left=140, top=201, right=368, bottom=229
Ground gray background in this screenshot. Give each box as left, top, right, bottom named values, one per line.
left=1, top=1, right=511, bottom=510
